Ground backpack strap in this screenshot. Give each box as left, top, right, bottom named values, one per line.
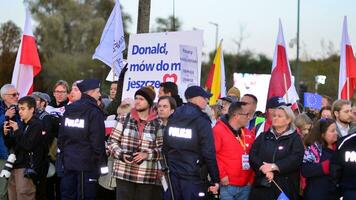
left=152, top=118, right=160, bottom=135
left=38, top=110, right=49, bottom=120
left=122, top=113, right=131, bottom=133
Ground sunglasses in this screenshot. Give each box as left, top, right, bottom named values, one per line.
left=6, top=92, right=20, bottom=97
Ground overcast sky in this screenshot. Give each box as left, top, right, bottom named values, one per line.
left=1, top=0, right=356, bottom=60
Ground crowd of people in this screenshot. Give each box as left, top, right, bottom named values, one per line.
left=0, top=68, right=355, bottom=200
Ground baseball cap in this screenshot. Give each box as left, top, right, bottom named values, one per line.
left=266, top=96, right=291, bottom=109
left=184, top=86, right=212, bottom=99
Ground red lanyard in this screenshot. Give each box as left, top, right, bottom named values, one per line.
left=236, top=129, right=246, bottom=153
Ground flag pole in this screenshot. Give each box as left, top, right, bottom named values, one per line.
left=112, top=63, right=116, bottom=82
left=347, top=77, right=350, bottom=100
left=283, top=73, right=289, bottom=102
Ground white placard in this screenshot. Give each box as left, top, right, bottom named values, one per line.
left=233, top=73, right=295, bottom=112
left=122, top=31, right=203, bottom=101
left=180, top=45, right=198, bottom=86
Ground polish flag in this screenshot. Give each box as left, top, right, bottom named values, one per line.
left=104, top=115, right=118, bottom=136
left=338, top=16, right=356, bottom=100
left=11, top=10, right=41, bottom=97
left=267, top=20, right=299, bottom=109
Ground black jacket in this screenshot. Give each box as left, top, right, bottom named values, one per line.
left=302, top=147, right=338, bottom=200
left=249, top=128, right=304, bottom=200
left=331, top=132, right=356, bottom=192
left=35, top=110, right=56, bottom=150
left=5, top=116, right=48, bottom=176
left=163, top=103, right=219, bottom=184
left=58, top=94, right=106, bottom=172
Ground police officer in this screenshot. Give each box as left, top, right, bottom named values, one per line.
left=163, top=86, right=220, bottom=200
left=331, top=131, right=356, bottom=200
left=58, top=79, right=106, bottom=200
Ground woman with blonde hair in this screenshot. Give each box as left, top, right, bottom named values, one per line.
left=249, top=106, right=304, bottom=200
left=295, top=113, right=313, bottom=140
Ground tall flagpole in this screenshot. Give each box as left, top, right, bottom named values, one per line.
left=295, top=0, right=301, bottom=92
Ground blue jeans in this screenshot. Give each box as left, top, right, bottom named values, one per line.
left=220, top=185, right=251, bottom=200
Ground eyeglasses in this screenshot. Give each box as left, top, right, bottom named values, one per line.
left=5, top=92, right=20, bottom=97
left=54, top=90, right=67, bottom=94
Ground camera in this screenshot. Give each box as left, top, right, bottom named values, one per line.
left=124, top=152, right=134, bottom=162
left=0, top=153, right=16, bottom=178
left=9, top=105, right=18, bottom=113
left=4, top=116, right=12, bottom=132
left=121, top=152, right=143, bottom=165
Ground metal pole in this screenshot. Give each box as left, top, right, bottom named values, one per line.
left=296, top=0, right=301, bottom=92
left=172, top=0, right=176, bottom=31
left=209, top=22, right=219, bottom=49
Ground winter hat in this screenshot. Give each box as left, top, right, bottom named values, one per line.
left=135, top=86, right=156, bottom=107
left=77, top=79, right=101, bottom=93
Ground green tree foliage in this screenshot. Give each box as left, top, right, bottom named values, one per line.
left=297, top=55, right=342, bottom=100
left=26, top=0, right=131, bottom=93
left=201, top=49, right=349, bottom=100
left=153, top=15, right=182, bottom=32
left=0, top=21, right=21, bottom=86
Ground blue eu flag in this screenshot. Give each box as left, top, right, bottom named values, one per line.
left=277, top=192, right=290, bottom=200
left=304, top=92, right=322, bottom=110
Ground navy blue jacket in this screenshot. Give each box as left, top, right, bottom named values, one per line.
left=163, top=103, right=219, bottom=184
left=58, top=94, right=106, bottom=172
left=302, top=147, right=338, bottom=200
left=0, top=101, right=22, bottom=160
left=331, top=132, right=356, bottom=192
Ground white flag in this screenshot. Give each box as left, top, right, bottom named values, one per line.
left=92, top=0, right=125, bottom=76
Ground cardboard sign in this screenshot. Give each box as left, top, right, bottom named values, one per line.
left=123, top=31, right=203, bottom=101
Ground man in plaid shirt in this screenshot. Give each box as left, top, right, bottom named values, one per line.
left=108, top=86, right=163, bottom=200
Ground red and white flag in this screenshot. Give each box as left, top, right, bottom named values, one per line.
left=338, top=16, right=356, bottom=100
left=11, top=10, right=41, bottom=97
left=267, top=20, right=299, bottom=109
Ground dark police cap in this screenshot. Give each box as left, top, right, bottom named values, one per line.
left=220, top=96, right=238, bottom=103
left=77, top=79, right=101, bottom=93
left=266, top=96, right=291, bottom=109
left=184, top=86, right=212, bottom=99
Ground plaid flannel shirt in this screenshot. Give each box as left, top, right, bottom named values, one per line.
left=107, top=109, right=163, bottom=184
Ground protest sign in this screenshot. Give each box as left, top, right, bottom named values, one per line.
left=180, top=45, right=199, bottom=86
left=233, top=73, right=296, bottom=112
left=122, top=31, right=203, bottom=101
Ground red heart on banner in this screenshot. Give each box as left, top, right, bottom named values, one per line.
left=163, top=74, right=178, bottom=83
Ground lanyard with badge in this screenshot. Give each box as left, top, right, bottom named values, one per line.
left=236, top=129, right=250, bottom=170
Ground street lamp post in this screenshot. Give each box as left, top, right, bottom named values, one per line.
left=296, top=0, right=301, bottom=92
left=209, top=21, right=219, bottom=50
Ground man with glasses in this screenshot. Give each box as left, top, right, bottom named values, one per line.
left=241, top=94, right=260, bottom=130
left=49, top=80, right=69, bottom=108
left=213, top=101, right=255, bottom=200
left=0, top=84, right=22, bottom=200
left=45, top=80, right=69, bottom=200
left=332, top=99, right=354, bottom=137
